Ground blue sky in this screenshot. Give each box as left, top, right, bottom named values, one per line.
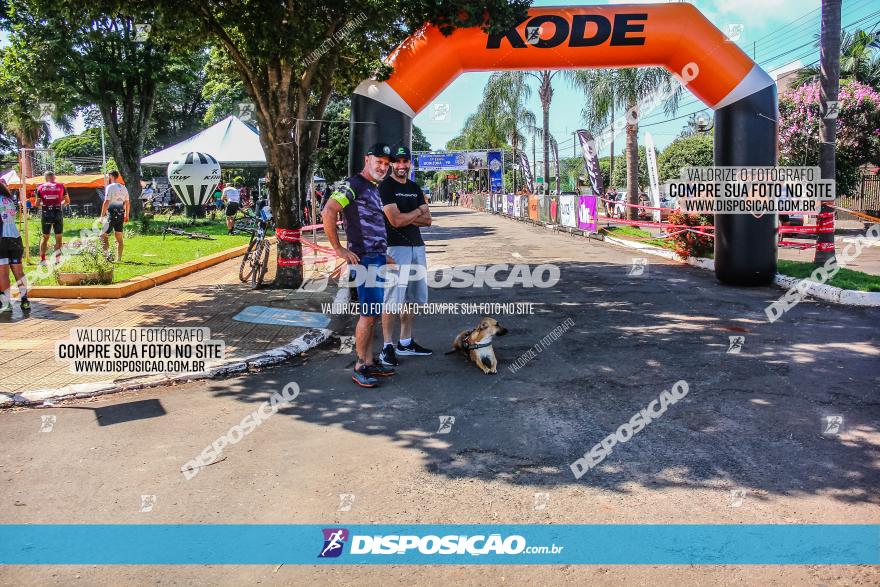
left=414, top=0, right=879, bottom=161
left=6, top=0, right=877, bottom=159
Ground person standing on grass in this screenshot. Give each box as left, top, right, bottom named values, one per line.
left=100, top=171, right=130, bottom=262
left=322, top=143, right=409, bottom=388
left=378, top=145, right=433, bottom=367
left=222, top=181, right=241, bottom=234
left=0, top=180, right=30, bottom=313
left=35, top=171, right=69, bottom=265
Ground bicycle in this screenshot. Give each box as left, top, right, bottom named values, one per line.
left=231, top=210, right=258, bottom=235
left=162, top=226, right=215, bottom=240
left=239, top=213, right=273, bottom=288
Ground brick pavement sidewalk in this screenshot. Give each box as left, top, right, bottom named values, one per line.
left=0, top=250, right=341, bottom=396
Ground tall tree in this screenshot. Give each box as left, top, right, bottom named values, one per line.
left=793, top=29, right=880, bottom=91
left=525, top=70, right=558, bottom=187
left=484, top=71, right=535, bottom=193
left=0, top=37, right=76, bottom=179
left=147, top=49, right=210, bottom=151
left=815, top=0, right=842, bottom=265
left=6, top=2, right=196, bottom=215
left=412, top=125, right=431, bottom=152
left=568, top=67, right=682, bottom=220
left=201, top=46, right=248, bottom=126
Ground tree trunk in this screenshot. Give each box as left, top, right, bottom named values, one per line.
left=609, top=113, right=615, bottom=188
left=625, top=118, right=639, bottom=221
left=542, top=105, right=550, bottom=191
left=814, top=0, right=841, bottom=265
left=532, top=129, right=537, bottom=193
left=263, top=124, right=304, bottom=290
left=117, top=155, right=143, bottom=216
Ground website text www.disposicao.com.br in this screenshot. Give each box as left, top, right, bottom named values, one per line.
left=318, top=529, right=563, bottom=560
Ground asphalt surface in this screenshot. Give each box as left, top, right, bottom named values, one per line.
left=2, top=206, right=878, bottom=586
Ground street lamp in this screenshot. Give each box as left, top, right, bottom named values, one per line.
left=695, top=111, right=714, bottom=134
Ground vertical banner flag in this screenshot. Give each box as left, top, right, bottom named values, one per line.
left=488, top=150, right=503, bottom=193
left=577, top=130, right=604, bottom=196
left=552, top=139, right=561, bottom=195
left=517, top=150, right=535, bottom=194
left=644, top=132, right=662, bottom=222
left=577, top=195, right=598, bottom=233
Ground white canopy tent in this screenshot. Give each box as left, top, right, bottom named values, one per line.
left=141, top=115, right=266, bottom=167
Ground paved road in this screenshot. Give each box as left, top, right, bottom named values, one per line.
left=2, top=206, right=878, bottom=585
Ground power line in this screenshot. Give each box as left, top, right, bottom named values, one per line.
left=637, top=8, right=880, bottom=126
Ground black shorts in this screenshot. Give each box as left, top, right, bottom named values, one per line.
left=0, top=236, right=24, bottom=265
left=41, top=208, right=63, bottom=235
left=103, top=208, right=125, bottom=234
left=225, top=202, right=241, bottom=217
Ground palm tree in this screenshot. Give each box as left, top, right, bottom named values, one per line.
left=792, top=29, right=880, bottom=90
left=815, top=0, right=842, bottom=265
left=567, top=68, right=682, bottom=220
left=524, top=71, right=559, bottom=187
left=484, top=72, right=536, bottom=193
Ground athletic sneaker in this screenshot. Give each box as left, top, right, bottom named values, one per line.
left=366, top=362, right=396, bottom=377
left=352, top=365, right=378, bottom=388
left=379, top=344, right=399, bottom=367
left=397, top=340, right=433, bottom=356
left=19, top=297, right=31, bottom=311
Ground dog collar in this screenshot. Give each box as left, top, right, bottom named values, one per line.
left=461, top=330, right=493, bottom=350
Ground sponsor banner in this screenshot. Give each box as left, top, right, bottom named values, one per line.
left=529, top=195, right=539, bottom=221
left=577, top=129, right=604, bottom=197
left=496, top=194, right=504, bottom=213
left=559, top=195, right=578, bottom=228
left=578, top=195, right=598, bottom=232
left=1, top=525, right=876, bottom=564
left=518, top=195, right=530, bottom=218
left=513, top=193, right=522, bottom=217
left=506, top=194, right=515, bottom=216
left=416, top=152, right=466, bottom=170
left=416, top=151, right=492, bottom=171
left=538, top=196, right=550, bottom=223
left=488, top=150, right=504, bottom=192
left=517, top=150, right=535, bottom=194
left=644, top=133, right=662, bottom=222
left=549, top=196, right=559, bottom=224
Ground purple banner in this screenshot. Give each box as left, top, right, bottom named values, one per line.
left=577, top=195, right=598, bottom=232
left=576, top=130, right=604, bottom=197
left=506, top=194, right=515, bottom=216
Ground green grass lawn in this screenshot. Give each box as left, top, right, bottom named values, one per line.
left=777, top=259, right=880, bottom=292
left=20, top=215, right=250, bottom=285
left=600, top=225, right=676, bottom=251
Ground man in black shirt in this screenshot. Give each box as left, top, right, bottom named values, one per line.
left=378, top=145, right=433, bottom=366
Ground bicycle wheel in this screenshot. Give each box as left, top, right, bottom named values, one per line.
left=239, top=235, right=257, bottom=282
left=251, top=239, right=270, bottom=289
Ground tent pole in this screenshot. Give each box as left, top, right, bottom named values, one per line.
left=20, top=148, right=30, bottom=265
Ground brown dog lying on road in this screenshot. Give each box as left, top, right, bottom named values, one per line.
left=447, top=317, right=508, bottom=374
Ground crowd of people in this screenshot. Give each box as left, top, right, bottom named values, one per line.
left=0, top=170, right=131, bottom=314
left=322, top=143, right=433, bottom=388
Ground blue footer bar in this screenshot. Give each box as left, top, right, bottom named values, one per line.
left=1, top=525, right=877, bottom=565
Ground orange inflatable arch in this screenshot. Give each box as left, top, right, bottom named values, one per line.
left=349, top=4, right=779, bottom=285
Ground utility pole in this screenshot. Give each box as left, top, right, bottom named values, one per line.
left=814, top=0, right=841, bottom=265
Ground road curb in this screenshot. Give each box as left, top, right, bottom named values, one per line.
left=0, top=286, right=350, bottom=409
left=602, top=234, right=880, bottom=306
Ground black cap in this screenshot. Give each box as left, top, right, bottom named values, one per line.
left=366, top=143, right=393, bottom=159
left=391, top=145, right=411, bottom=160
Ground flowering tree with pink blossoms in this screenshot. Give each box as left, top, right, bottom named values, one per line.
left=779, top=79, right=880, bottom=197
